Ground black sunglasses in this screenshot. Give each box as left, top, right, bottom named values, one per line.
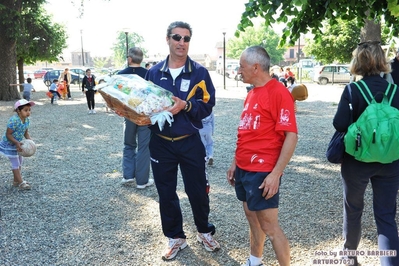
left=169, top=34, right=191, bottom=43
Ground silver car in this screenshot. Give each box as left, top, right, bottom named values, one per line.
left=313, top=64, right=352, bottom=85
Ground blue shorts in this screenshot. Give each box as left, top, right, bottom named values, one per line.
left=235, top=166, right=280, bottom=211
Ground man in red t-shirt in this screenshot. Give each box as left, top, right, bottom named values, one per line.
left=227, top=46, right=298, bottom=266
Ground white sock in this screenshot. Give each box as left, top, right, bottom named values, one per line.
left=250, top=254, right=262, bottom=265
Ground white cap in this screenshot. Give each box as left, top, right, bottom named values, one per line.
left=14, top=99, right=35, bottom=110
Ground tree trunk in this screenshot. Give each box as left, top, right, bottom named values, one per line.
left=17, top=58, right=25, bottom=92
left=0, top=0, right=21, bottom=101
left=360, top=18, right=381, bottom=43
left=0, top=33, right=20, bottom=101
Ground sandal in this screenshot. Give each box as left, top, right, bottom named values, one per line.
left=13, top=181, right=31, bottom=190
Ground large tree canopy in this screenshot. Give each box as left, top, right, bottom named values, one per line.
left=304, top=19, right=392, bottom=64
left=0, top=0, right=67, bottom=100
left=303, top=19, right=360, bottom=64
left=15, top=6, right=67, bottom=86
left=17, top=7, right=67, bottom=65
left=227, top=25, right=285, bottom=65
left=237, top=0, right=399, bottom=46
left=112, top=31, right=146, bottom=68
left=0, top=0, right=46, bottom=100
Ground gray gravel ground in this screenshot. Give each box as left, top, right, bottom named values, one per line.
left=1, top=73, right=396, bottom=265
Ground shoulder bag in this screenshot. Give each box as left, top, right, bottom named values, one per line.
left=326, top=85, right=352, bottom=164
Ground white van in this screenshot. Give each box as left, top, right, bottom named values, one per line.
left=298, top=59, right=316, bottom=69
left=216, top=58, right=239, bottom=75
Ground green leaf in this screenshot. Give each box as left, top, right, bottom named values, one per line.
left=238, top=0, right=399, bottom=48
left=388, top=0, right=399, bottom=17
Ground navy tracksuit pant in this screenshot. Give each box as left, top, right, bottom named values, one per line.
left=341, top=155, right=399, bottom=266
left=149, top=133, right=215, bottom=239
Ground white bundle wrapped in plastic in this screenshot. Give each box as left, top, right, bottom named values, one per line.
left=98, top=74, right=174, bottom=130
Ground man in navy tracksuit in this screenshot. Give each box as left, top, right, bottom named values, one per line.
left=145, top=21, right=220, bottom=260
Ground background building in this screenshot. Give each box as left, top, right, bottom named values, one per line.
left=71, top=50, right=93, bottom=67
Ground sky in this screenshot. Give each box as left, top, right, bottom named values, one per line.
left=45, top=0, right=249, bottom=60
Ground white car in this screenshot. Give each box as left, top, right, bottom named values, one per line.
left=226, top=66, right=241, bottom=80
left=216, top=59, right=239, bottom=75
left=96, top=69, right=120, bottom=84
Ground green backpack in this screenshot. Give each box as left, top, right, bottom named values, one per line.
left=344, top=80, right=399, bottom=163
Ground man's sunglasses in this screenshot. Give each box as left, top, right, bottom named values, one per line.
left=169, top=34, right=191, bottom=43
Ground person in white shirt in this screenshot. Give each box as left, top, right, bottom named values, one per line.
left=10, top=78, right=36, bottom=101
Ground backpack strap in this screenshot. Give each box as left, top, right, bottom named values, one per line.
left=346, top=84, right=353, bottom=123
left=355, top=79, right=399, bottom=106
left=385, top=83, right=398, bottom=106
left=354, top=80, right=373, bottom=105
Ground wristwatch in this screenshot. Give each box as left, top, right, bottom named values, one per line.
left=184, top=101, right=189, bottom=112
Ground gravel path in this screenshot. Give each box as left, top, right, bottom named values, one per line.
left=0, top=73, right=394, bottom=265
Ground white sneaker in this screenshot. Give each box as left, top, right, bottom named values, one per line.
left=197, top=232, right=220, bottom=252
left=92, top=109, right=96, bottom=114
left=121, top=178, right=135, bottom=186
left=162, top=238, right=187, bottom=260
left=241, top=259, right=264, bottom=266
left=88, top=110, right=92, bottom=114
left=136, top=178, right=154, bottom=189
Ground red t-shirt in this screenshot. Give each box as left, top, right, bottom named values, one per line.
left=285, top=70, right=295, bottom=79
left=235, top=79, right=298, bottom=172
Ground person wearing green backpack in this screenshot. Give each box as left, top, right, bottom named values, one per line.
left=332, top=40, right=399, bottom=266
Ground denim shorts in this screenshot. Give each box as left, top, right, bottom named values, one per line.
left=235, top=166, right=280, bottom=211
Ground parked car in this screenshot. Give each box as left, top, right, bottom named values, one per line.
left=34, top=70, right=47, bottom=79
left=71, top=68, right=98, bottom=78
left=96, top=69, right=120, bottom=84
left=17, top=70, right=34, bottom=80
left=226, top=66, right=242, bottom=81
left=43, top=69, right=82, bottom=87
left=224, top=63, right=239, bottom=78
left=69, top=68, right=87, bottom=84
left=70, top=68, right=86, bottom=76
left=216, top=59, right=239, bottom=75
left=313, top=64, right=351, bottom=85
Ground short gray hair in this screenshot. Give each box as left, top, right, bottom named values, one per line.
left=128, top=47, right=144, bottom=64
left=242, top=46, right=271, bottom=72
